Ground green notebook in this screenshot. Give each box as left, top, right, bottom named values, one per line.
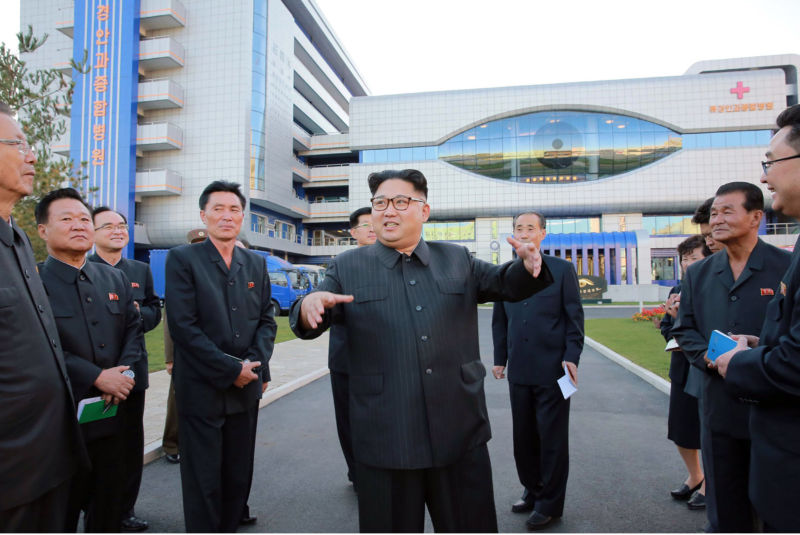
left=77, top=396, right=118, bottom=424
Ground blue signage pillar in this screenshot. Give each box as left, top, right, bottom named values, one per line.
left=70, top=0, right=140, bottom=257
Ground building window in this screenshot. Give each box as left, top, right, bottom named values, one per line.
left=251, top=213, right=267, bottom=234
left=423, top=221, right=475, bottom=241
left=274, top=220, right=295, bottom=241
left=642, top=215, right=699, bottom=236
left=547, top=217, right=601, bottom=234
left=438, top=110, right=683, bottom=183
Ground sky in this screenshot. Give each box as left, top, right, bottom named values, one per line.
left=1, top=0, right=798, bottom=95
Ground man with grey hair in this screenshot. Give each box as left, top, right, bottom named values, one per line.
left=492, top=211, right=584, bottom=530
left=0, top=102, right=86, bottom=532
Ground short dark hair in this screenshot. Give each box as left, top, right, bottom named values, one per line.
left=349, top=207, right=371, bottom=228
left=199, top=181, right=246, bottom=210
left=35, top=188, right=91, bottom=224
left=0, top=101, right=13, bottom=117
left=776, top=104, right=800, bottom=153
left=677, top=235, right=708, bottom=259
left=91, top=206, right=127, bottom=224
left=691, top=197, right=714, bottom=225
left=715, top=181, right=764, bottom=212
left=513, top=211, right=546, bottom=229
left=367, top=169, right=428, bottom=198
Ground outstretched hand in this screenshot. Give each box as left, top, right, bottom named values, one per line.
left=300, top=291, right=354, bottom=329
left=507, top=236, right=542, bottom=278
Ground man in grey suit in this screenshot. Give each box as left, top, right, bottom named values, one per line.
left=672, top=181, right=790, bottom=532
left=492, top=211, right=584, bottom=530
left=0, top=102, right=86, bottom=532
left=291, top=169, right=552, bottom=532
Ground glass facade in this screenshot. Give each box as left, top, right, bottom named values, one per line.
left=422, top=221, right=475, bottom=241
left=439, top=111, right=682, bottom=183
left=250, top=1, right=267, bottom=190
left=360, top=110, right=772, bottom=186
left=642, top=215, right=699, bottom=236
left=547, top=217, right=601, bottom=234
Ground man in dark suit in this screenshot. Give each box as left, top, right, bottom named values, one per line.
left=491, top=211, right=584, bottom=530
left=89, top=206, right=162, bottom=532
left=329, top=206, right=377, bottom=489
left=290, top=169, right=552, bottom=532
left=0, top=103, right=87, bottom=532
left=36, top=188, right=145, bottom=532
left=165, top=181, right=276, bottom=532
left=672, top=181, right=790, bottom=532
left=713, top=104, right=800, bottom=532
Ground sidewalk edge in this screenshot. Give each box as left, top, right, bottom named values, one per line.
left=143, top=367, right=331, bottom=465
left=584, top=336, right=670, bottom=396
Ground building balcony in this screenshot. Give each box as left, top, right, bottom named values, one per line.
left=138, top=78, right=185, bottom=110
left=138, top=37, right=185, bottom=71
left=136, top=122, right=183, bottom=151
left=140, top=0, right=187, bottom=31
left=308, top=200, right=349, bottom=222
left=305, top=164, right=350, bottom=188
left=54, top=1, right=187, bottom=38
left=135, top=168, right=182, bottom=196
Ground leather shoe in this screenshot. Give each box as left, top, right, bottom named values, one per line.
left=670, top=479, right=702, bottom=500
left=121, top=515, right=148, bottom=532
left=526, top=511, right=555, bottom=531
left=165, top=453, right=180, bottom=464
left=512, top=498, right=535, bottom=513
left=240, top=512, right=257, bottom=525
left=687, top=491, right=706, bottom=510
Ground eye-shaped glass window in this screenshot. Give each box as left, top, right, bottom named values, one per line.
left=438, top=111, right=682, bottom=184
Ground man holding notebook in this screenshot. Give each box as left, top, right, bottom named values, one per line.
left=36, top=188, right=144, bottom=532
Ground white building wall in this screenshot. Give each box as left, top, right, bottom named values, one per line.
left=349, top=69, right=785, bottom=148
left=136, top=1, right=252, bottom=246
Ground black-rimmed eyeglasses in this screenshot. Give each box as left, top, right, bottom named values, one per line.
left=762, top=153, right=800, bottom=175
left=370, top=195, right=426, bottom=211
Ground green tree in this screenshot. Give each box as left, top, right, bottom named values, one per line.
left=1, top=25, right=88, bottom=260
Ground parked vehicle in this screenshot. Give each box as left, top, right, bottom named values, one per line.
left=250, top=251, right=309, bottom=315
left=295, top=264, right=326, bottom=290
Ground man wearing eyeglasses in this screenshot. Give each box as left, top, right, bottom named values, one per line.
left=0, top=103, right=88, bottom=531
left=329, top=207, right=377, bottom=490
left=713, top=104, right=800, bottom=532
left=89, top=207, right=161, bottom=532
left=291, top=169, right=552, bottom=532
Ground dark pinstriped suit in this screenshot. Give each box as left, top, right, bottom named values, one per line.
left=725, top=235, right=800, bottom=531
left=290, top=239, right=552, bottom=532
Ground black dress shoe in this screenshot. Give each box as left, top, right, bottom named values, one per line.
left=526, top=511, right=555, bottom=531
left=165, top=453, right=180, bottom=464
left=687, top=491, right=706, bottom=510
left=121, top=515, right=149, bottom=532
left=512, top=498, right=535, bottom=513
left=240, top=512, right=257, bottom=525
left=670, top=479, right=703, bottom=500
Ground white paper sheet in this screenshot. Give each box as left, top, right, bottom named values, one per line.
left=557, top=364, right=577, bottom=399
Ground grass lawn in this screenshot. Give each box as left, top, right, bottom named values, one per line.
left=145, top=315, right=297, bottom=373
left=585, top=317, right=671, bottom=380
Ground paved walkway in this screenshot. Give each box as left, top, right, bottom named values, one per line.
left=142, top=332, right=330, bottom=462
left=134, top=309, right=707, bottom=532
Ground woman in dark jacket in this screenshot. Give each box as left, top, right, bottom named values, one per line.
left=661, top=234, right=707, bottom=510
